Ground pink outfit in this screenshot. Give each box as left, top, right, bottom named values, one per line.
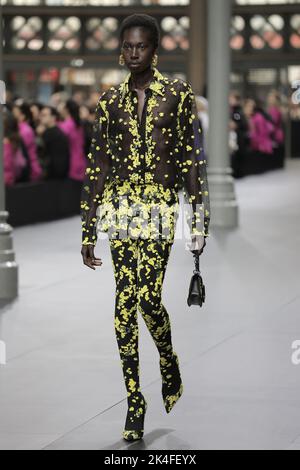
left=268, top=106, right=284, bottom=145
left=58, top=117, right=86, bottom=181
left=4, top=140, right=27, bottom=186
left=249, top=112, right=274, bottom=155
left=18, top=121, right=43, bottom=181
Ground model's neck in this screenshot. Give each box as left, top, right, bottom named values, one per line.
left=130, top=66, right=154, bottom=91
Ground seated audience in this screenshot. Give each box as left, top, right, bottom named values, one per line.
left=12, top=102, right=43, bottom=182
left=37, top=105, right=70, bottom=179
left=57, top=99, right=86, bottom=181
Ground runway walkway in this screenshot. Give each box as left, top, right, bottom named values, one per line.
left=1, top=159, right=300, bottom=450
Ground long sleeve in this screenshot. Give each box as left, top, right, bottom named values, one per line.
left=177, top=84, right=210, bottom=237
left=80, top=95, right=111, bottom=246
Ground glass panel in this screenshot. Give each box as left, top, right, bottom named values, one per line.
left=160, top=15, right=189, bottom=51
left=290, top=14, right=300, bottom=48
left=47, top=16, right=81, bottom=52
left=85, top=17, right=119, bottom=50
left=249, top=14, right=285, bottom=49
left=10, top=16, right=44, bottom=51
left=231, top=15, right=245, bottom=50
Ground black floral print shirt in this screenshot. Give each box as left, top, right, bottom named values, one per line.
left=80, top=67, right=210, bottom=245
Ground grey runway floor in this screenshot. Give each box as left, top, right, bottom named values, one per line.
left=1, top=159, right=300, bottom=450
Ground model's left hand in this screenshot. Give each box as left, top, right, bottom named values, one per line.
left=188, top=235, right=206, bottom=255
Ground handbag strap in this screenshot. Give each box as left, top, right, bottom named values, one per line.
left=193, top=253, right=200, bottom=274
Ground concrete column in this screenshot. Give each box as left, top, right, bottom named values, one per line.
left=188, top=0, right=207, bottom=95
left=0, top=6, right=18, bottom=300
left=207, top=0, right=238, bottom=229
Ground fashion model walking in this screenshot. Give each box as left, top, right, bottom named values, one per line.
left=80, top=14, right=210, bottom=442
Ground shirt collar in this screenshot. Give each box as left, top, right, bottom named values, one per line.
left=119, top=67, right=165, bottom=103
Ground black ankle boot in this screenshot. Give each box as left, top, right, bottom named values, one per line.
left=122, top=392, right=147, bottom=441
left=160, top=351, right=183, bottom=413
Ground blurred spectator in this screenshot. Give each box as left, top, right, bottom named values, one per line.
left=229, top=91, right=249, bottom=178
left=3, top=110, right=30, bottom=185
left=12, top=102, right=43, bottom=182
left=267, top=91, right=284, bottom=145
left=290, top=94, right=300, bottom=158
left=229, top=120, right=239, bottom=155
left=89, top=90, right=101, bottom=109
left=80, top=104, right=94, bottom=157
left=29, top=102, right=43, bottom=129
left=49, top=84, right=69, bottom=109
left=244, top=98, right=274, bottom=155
left=37, top=106, right=70, bottom=179
left=243, top=98, right=275, bottom=174
left=57, top=99, right=86, bottom=181
left=72, top=90, right=85, bottom=106
left=267, top=90, right=285, bottom=168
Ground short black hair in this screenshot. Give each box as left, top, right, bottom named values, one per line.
left=119, top=14, right=160, bottom=50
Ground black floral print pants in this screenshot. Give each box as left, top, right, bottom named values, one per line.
left=103, top=181, right=183, bottom=420
left=109, top=235, right=175, bottom=403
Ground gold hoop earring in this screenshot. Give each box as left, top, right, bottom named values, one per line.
left=119, top=54, right=125, bottom=66
left=152, top=54, right=158, bottom=67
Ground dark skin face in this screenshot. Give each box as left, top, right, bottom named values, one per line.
left=121, top=26, right=156, bottom=79
left=122, top=27, right=157, bottom=124
left=81, top=26, right=157, bottom=270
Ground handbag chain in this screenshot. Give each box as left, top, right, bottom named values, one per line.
left=193, top=253, right=201, bottom=275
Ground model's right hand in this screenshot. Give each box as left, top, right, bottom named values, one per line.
left=81, top=244, right=103, bottom=270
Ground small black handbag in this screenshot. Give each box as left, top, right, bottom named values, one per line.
left=187, top=252, right=206, bottom=307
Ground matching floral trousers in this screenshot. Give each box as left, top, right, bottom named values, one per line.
left=103, top=181, right=180, bottom=404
